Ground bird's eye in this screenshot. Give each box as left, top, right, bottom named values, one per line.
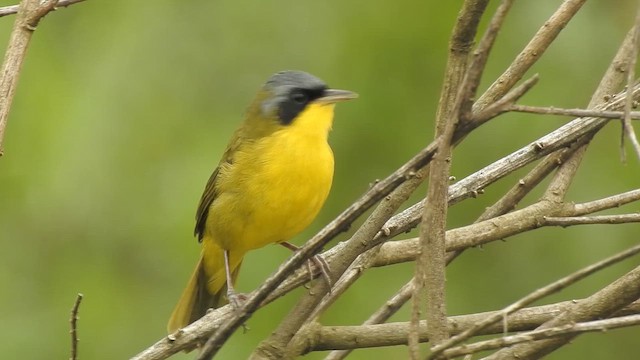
left=291, top=91, right=308, bottom=104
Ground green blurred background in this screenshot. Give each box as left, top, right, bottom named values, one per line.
left=0, top=0, right=638, bottom=359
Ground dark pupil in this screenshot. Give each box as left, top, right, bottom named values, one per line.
left=292, top=91, right=308, bottom=104
left=278, top=89, right=314, bottom=125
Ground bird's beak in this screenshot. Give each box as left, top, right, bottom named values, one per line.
left=316, top=89, right=358, bottom=104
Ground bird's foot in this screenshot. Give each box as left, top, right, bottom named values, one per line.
left=226, top=288, right=247, bottom=310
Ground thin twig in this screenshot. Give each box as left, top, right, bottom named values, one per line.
left=543, top=213, right=640, bottom=226
left=427, top=243, right=640, bottom=359
left=573, top=189, right=640, bottom=215
left=69, top=293, right=83, bottom=360
left=473, top=0, right=587, bottom=110
left=444, top=314, right=640, bottom=358
left=509, top=104, right=640, bottom=120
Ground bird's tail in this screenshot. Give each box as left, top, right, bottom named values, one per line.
left=167, top=245, right=242, bottom=333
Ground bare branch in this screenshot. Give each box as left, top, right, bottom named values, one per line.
left=415, top=2, right=513, bottom=352
left=388, top=81, right=640, bottom=240
left=0, top=0, right=85, bottom=18
left=296, top=300, right=640, bottom=352
left=509, top=104, right=640, bottom=120
left=0, top=0, right=62, bottom=154
left=620, top=7, right=640, bottom=162
left=484, top=263, right=640, bottom=359
left=543, top=214, right=640, bottom=226
left=444, top=314, right=640, bottom=358
left=428, top=243, right=640, bottom=359
left=410, top=0, right=493, bottom=354
left=573, top=189, right=640, bottom=215
left=474, top=0, right=587, bottom=110
left=324, top=279, right=415, bottom=360
left=542, top=22, right=639, bottom=203
left=69, top=293, right=83, bottom=360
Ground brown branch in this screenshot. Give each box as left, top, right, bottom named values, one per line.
left=484, top=263, right=640, bottom=359
left=0, top=0, right=84, bottom=18
left=509, top=104, right=640, bottom=120
left=473, top=0, right=587, bottom=110
left=542, top=22, right=638, bottom=204
left=387, top=61, right=640, bottom=242
left=461, top=75, right=539, bottom=131
left=415, top=1, right=512, bottom=352
left=69, top=293, right=83, bottom=360
left=409, top=0, right=492, bottom=354
left=543, top=213, right=640, bottom=226
left=444, top=314, right=640, bottom=358
left=295, top=300, right=640, bottom=352
left=0, top=0, right=61, bottom=155
left=621, top=7, right=640, bottom=162
left=573, top=188, right=640, bottom=215
left=324, top=279, right=415, bottom=360
left=374, top=186, right=640, bottom=268
left=428, top=243, right=640, bottom=359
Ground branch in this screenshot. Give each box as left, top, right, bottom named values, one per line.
left=294, top=300, right=640, bottom=352
left=509, top=104, right=640, bottom=120
left=573, top=189, right=640, bottom=215
left=427, top=243, right=640, bottom=358
left=484, top=263, right=640, bottom=359
left=473, top=0, right=586, bottom=110
left=620, top=6, right=640, bottom=161
left=69, top=293, right=83, bottom=360
left=0, top=0, right=84, bottom=18
left=324, top=279, right=415, bottom=360
left=408, top=0, right=488, bottom=359
left=543, top=213, right=640, bottom=226
left=444, top=314, right=640, bottom=358
left=541, top=20, right=638, bottom=204
left=415, top=1, right=511, bottom=352
left=0, top=0, right=61, bottom=155
left=374, top=187, right=640, bottom=268
left=386, top=81, right=640, bottom=239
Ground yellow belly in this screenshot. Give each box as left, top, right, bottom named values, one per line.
left=204, top=129, right=334, bottom=255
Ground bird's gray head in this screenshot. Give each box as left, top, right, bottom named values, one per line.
left=261, top=70, right=329, bottom=125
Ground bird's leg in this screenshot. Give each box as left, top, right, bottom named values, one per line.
left=223, top=250, right=245, bottom=309
left=279, top=241, right=333, bottom=289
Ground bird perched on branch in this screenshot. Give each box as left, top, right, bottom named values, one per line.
left=168, top=70, right=357, bottom=332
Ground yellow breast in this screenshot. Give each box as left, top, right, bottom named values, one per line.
left=206, top=103, right=336, bottom=254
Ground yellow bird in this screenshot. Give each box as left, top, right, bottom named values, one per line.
left=168, top=70, right=357, bottom=332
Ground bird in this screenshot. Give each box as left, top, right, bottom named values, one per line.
left=167, top=70, right=357, bottom=332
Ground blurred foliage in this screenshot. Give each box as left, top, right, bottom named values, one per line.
left=0, top=0, right=638, bottom=359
